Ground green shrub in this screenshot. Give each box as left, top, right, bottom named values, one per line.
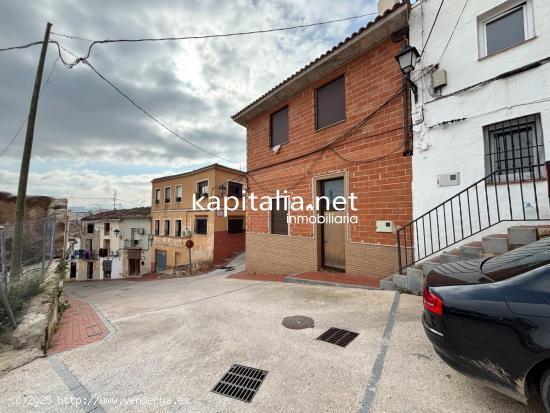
left=0, top=270, right=45, bottom=333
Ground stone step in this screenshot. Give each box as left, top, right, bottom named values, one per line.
left=482, top=234, right=509, bottom=255
left=508, top=226, right=539, bottom=246
left=460, top=242, right=483, bottom=260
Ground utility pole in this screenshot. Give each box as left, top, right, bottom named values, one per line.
left=10, top=22, right=52, bottom=279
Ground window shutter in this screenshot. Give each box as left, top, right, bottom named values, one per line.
left=270, top=106, right=289, bottom=147
left=316, top=76, right=345, bottom=130
left=270, top=198, right=288, bottom=235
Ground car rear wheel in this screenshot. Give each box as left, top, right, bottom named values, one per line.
left=542, top=368, right=550, bottom=412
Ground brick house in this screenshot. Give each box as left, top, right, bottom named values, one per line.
left=232, top=1, right=412, bottom=279
left=151, top=163, right=246, bottom=272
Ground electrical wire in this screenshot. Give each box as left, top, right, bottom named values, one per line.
left=50, top=41, right=237, bottom=163
left=0, top=56, right=59, bottom=158
left=49, top=11, right=377, bottom=58
left=419, top=0, right=444, bottom=57
left=248, top=84, right=405, bottom=175
left=0, top=41, right=44, bottom=53
left=437, top=0, right=468, bottom=65
left=248, top=85, right=405, bottom=193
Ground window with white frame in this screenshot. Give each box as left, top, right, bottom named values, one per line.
left=483, top=114, right=545, bottom=182
left=155, top=188, right=160, bottom=205
left=164, top=187, right=171, bottom=204
left=164, top=219, right=170, bottom=236
left=154, top=220, right=160, bottom=235
left=175, top=185, right=182, bottom=203
left=175, top=219, right=182, bottom=237
left=478, top=0, right=534, bottom=58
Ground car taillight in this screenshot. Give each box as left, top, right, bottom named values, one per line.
left=423, top=287, right=443, bottom=316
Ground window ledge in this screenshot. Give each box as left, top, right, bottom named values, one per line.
left=478, top=35, right=536, bottom=61
left=315, top=118, right=346, bottom=133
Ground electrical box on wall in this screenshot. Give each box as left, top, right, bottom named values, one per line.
left=437, top=172, right=460, bottom=187
left=432, top=69, right=447, bottom=89
left=376, top=221, right=394, bottom=233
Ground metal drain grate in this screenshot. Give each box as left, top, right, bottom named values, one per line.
left=317, top=327, right=359, bottom=347
left=212, top=364, right=268, bottom=402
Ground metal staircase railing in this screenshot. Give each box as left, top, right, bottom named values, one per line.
left=397, top=162, right=550, bottom=273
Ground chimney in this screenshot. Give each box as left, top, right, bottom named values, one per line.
left=378, top=0, right=400, bottom=15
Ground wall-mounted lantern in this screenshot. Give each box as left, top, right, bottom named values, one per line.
left=395, top=45, right=419, bottom=102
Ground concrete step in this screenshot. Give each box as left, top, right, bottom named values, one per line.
left=440, top=250, right=461, bottom=263
left=482, top=234, right=509, bottom=255
left=508, top=226, right=539, bottom=246
left=460, top=242, right=483, bottom=260
left=393, top=273, right=408, bottom=290
left=379, top=274, right=396, bottom=291
left=406, top=267, right=424, bottom=292
left=421, top=258, right=441, bottom=276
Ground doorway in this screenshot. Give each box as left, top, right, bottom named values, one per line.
left=87, top=261, right=94, bottom=279
left=129, top=258, right=140, bottom=276
left=70, top=262, right=76, bottom=279
left=320, top=177, right=346, bottom=272
left=156, top=250, right=167, bottom=272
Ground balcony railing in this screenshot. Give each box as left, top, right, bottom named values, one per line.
left=397, top=162, right=550, bottom=273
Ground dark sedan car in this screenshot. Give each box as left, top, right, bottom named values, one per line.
left=423, top=237, right=550, bottom=411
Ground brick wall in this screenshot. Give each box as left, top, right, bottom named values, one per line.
left=244, top=37, right=412, bottom=279
left=213, top=231, right=245, bottom=264
left=246, top=232, right=317, bottom=275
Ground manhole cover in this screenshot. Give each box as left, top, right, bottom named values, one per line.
left=212, top=364, right=267, bottom=403
left=282, top=315, right=314, bottom=330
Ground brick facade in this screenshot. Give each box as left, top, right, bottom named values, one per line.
left=238, top=30, right=412, bottom=279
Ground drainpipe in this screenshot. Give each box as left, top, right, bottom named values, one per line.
left=402, top=73, right=412, bottom=156
left=546, top=160, right=550, bottom=203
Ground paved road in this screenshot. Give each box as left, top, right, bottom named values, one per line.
left=0, top=255, right=540, bottom=412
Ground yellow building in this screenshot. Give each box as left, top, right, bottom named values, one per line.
left=151, top=163, right=246, bottom=272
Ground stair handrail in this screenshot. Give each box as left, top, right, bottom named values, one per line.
left=397, top=162, right=550, bottom=273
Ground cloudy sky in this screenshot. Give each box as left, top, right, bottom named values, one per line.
left=0, top=0, right=378, bottom=209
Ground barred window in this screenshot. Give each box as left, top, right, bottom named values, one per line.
left=484, top=114, right=545, bottom=182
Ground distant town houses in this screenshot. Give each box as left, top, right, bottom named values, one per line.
left=68, top=207, right=151, bottom=280
left=150, top=163, right=246, bottom=273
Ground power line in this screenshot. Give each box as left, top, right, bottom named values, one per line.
left=50, top=41, right=236, bottom=163
left=0, top=41, right=44, bottom=53
left=437, top=0, right=468, bottom=64
left=51, top=12, right=379, bottom=69
left=0, top=56, right=59, bottom=158
left=420, top=0, right=444, bottom=57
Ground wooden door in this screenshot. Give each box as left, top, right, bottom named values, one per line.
left=320, top=178, right=345, bottom=271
